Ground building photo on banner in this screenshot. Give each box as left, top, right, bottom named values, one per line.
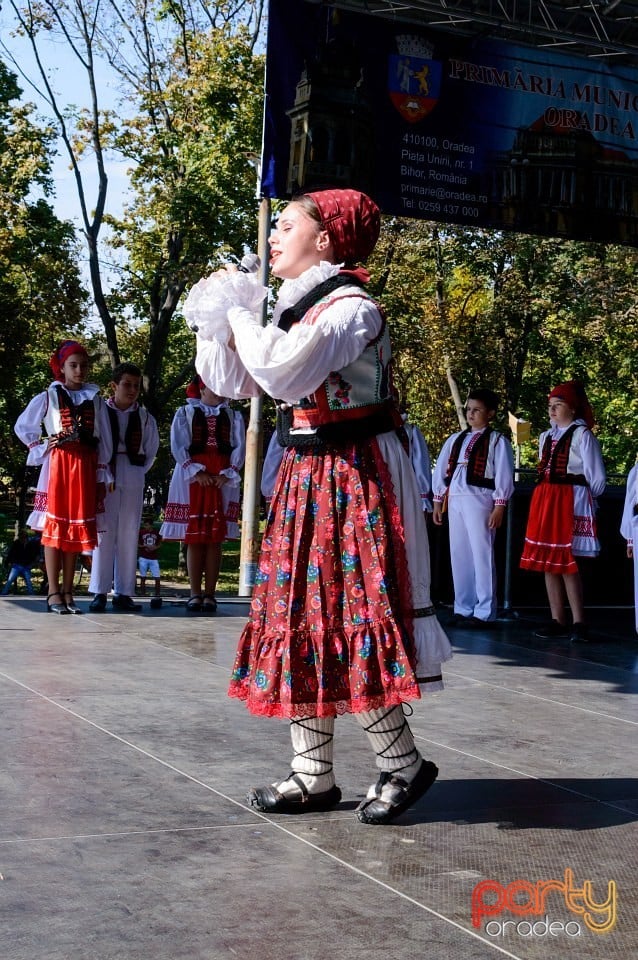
left=262, top=0, right=638, bottom=247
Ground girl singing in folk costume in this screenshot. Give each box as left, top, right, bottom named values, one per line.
left=160, top=376, right=245, bottom=613
left=14, top=340, right=112, bottom=614
left=190, top=188, right=452, bottom=824
left=520, top=381, right=606, bottom=643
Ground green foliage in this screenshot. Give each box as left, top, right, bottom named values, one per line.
left=101, top=15, right=265, bottom=413
left=0, top=60, right=87, bottom=499
left=370, top=218, right=638, bottom=474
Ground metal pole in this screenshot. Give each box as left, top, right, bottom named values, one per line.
left=238, top=197, right=271, bottom=597
left=500, top=442, right=520, bottom=619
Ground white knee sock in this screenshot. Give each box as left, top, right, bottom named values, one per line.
left=275, top=716, right=336, bottom=797
left=355, top=705, right=422, bottom=778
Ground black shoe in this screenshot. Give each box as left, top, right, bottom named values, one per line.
left=246, top=774, right=342, bottom=814
left=533, top=619, right=569, bottom=639
left=356, top=760, right=439, bottom=825
left=465, top=616, right=491, bottom=629
left=570, top=622, right=590, bottom=643
left=185, top=595, right=203, bottom=613
left=47, top=592, right=70, bottom=615
left=449, top=613, right=472, bottom=626
left=112, top=594, right=142, bottom=612
left=89, top=593, right=107, bottom=613
left=63, top=592, right=83, bottom=615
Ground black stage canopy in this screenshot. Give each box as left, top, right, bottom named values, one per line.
left=326, top=1, right=638, bottom=65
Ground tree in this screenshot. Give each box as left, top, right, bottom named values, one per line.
left=5, top=0, right=265, bottom=422
left=369, top=216, right=638, bottom=473
left=0, top=60, right=87, bottom=512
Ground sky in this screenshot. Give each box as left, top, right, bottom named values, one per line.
left=1, top=23, right=130, bottom=226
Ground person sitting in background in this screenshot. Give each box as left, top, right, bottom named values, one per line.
left=1, top=530, right=41, bottom=595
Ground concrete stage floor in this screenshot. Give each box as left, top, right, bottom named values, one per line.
left=0, top=594, right=636, bottom=960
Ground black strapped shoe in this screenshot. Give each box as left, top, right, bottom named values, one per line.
left=247, top=774, right=342, bottom=814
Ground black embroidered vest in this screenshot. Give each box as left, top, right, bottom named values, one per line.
left=55, top=385, right=98, bottom=449
left=189, top=406, right=233, bottom=456
left=107, top=406, right=146, bottom=467
left=538, top=424, right=587, bottom=485
left=444, top=427, right=496, bottom=490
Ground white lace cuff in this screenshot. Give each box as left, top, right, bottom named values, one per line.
left=183, top=271, right=268, bottom=342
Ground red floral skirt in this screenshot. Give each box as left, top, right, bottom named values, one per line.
left=42, top=444, right=98, bottom=553
left=185, top=450, right=229, bottom=544
left=520, top=482, right=578, bottom=575
left=228, top=438, right=421, bottom=718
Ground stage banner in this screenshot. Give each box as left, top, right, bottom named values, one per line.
left=262, top=0, right=638, bottom=246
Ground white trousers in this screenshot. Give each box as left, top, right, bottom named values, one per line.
left=448, top=494, right=497, bottom=621
left=89, top=484, right=145, bottom=596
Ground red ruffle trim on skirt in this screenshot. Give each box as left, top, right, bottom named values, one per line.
left=228, top=619, right=421, bottom=719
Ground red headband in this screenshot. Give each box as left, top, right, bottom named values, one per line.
left=549, top=380, right=595, bottom=428
left=186, top=375, right=203, bottom=399
left=49, top=340, right=88, bottom=381
left=306, top=189, right=381, bottom=266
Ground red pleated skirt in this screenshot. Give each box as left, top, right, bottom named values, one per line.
left=185, top=450, right=229, bottom=544
left=228, top=439, right=421, bottom=719
left=520, top=482, right=578, bottom=575
left=41, top=445, right=98, bottom=553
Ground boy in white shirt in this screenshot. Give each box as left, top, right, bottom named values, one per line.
left=89, top=363, right=160, bottom=612
left=432, top=389, right=514, bottom=624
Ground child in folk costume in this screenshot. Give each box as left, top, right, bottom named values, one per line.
left=14, top=340, right=112, bottom=614
left=520, top=381, right=606, bottom=643
left=619, top=460, right=638, bottom=636
left=190, top=188, right=452, bottom=825
left=160, top=377, right=245, bottom=613
left=88, top=363, right=160, bottom=613
left=432, top=389, right=514, bottom=624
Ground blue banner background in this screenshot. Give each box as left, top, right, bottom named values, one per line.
left=262, top=0, right=638, bottom=246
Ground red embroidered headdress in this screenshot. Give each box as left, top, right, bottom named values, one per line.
left=306, top=189, right=381, bottom=267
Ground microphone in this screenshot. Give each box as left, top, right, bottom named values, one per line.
left=238, top=252, right=261, bottom=274
left=185, top=254, right=262, bottom=333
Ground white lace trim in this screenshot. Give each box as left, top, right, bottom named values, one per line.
left=272, top=261, right=342, bottom=327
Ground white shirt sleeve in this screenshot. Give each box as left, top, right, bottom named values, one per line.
left=493, top=434, right=515, bottom=504
left=431, top=434, right=456, bottom=501
left=195, top=338, right=262, bottom=400
left=580, top=429, right=606, bottom=498
left=169, top=406, right=204, bottom=481
left=143, top=412, right=160, bottom=472
left=220, top=410, right=246, bottom=487
left=14, top=392, right=50, bottom=466
left=621, top=464, right=637, bottom=543
left=227, top=294, right=383, bottom=403
left=261, top=431, right=285, bottom=500
left=408, top=424, right=433, bottom=511
left=95, top=398, right=114, bottom=484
